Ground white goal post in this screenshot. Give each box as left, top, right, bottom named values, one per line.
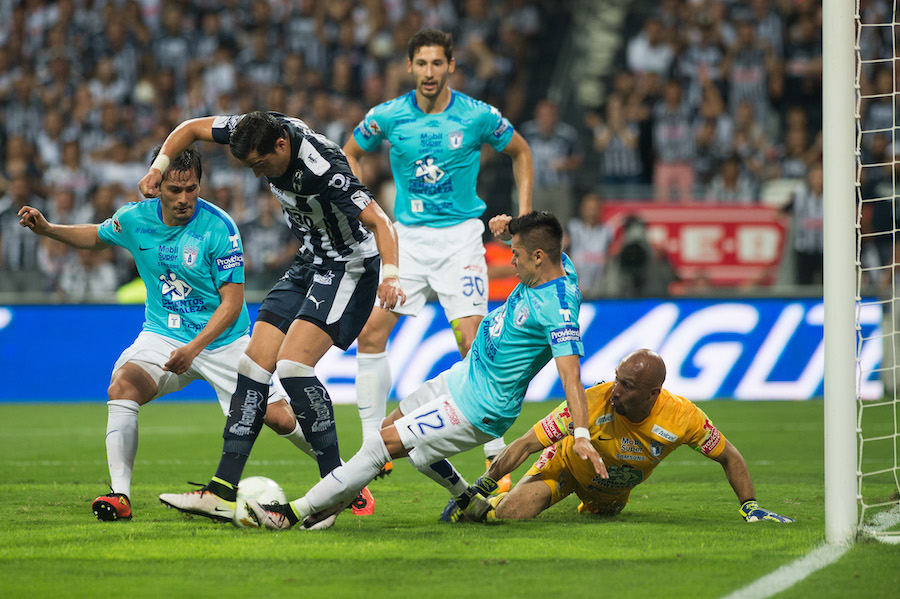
left=824, top=0, right=857, bottom=545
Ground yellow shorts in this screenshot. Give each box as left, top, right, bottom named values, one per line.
left=525, top=445, right=630, bottom=515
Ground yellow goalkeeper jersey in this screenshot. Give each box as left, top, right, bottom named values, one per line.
left=531, top=382, right=727, bottom=499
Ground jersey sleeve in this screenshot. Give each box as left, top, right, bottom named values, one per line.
left=532, top=400, right=573, bottom=447
left=540, top=286, right=584, bottom=359
left=210, top=114, right=244, bottom=145
left=684, top=406, right=728, bottom=459
left=97, top=203, right=137, bottom=250
left=477, top=101, right=514, bottom=152
left=208, top=215, right=245, bottom=286
left=352, top=104, right=389, bottom=152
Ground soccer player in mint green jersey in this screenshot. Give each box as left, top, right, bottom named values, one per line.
left=344, top=28, right=535, bottom=485
left=17, top=148, right=313, bottom=522
left=249, top=212, right=605, bottom=531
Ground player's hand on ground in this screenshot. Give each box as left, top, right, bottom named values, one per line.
left=489, top=214, right=512, bottom=241
left=164, top=345, right=201, bottom=375
left=574, top=437, right=607, bottom=478
left=377, top=278, right=405, bottom=310
left=739, top=500, right=794, bottom=523
left=138, top=169, right=163, bottom=198
left=17, top=206, right=51, bottom=235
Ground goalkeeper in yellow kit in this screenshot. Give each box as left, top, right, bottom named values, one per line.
left=443, top=349, right=793, bottom=523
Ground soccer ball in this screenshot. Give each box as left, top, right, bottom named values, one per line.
left=232, top=476, right=287, bottom=529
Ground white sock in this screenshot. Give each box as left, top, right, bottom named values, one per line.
left=356, top=351, right=391, bottom=440
left=106, top=400, right=140, bottom=497
left=483, top=436, right=506, bottom=460
left=293, top=433, right=391, bottom=517
left=279, top=421, right=316, bottom=461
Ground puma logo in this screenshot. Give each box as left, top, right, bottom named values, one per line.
left=309, top=296, right=325, bottom=309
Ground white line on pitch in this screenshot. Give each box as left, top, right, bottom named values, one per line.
left=718, top=543, right=850, bottom=599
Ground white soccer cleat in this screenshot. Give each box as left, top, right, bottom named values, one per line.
left=246, top=499, right=298, bottom=530
left=159, top=486, right=235, bottom=522
left=301, top=498, right=353, bottom=530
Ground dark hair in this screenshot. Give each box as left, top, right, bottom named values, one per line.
left=407, top=28, right=453, bottom=62
left=508, top=211, right=563, bottom=264
left=229, top=111, right=285, bottom=160
left=152, top=145, right=202, bottom=182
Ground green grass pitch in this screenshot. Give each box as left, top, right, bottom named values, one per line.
left=1, top=400, right=898, bottom=598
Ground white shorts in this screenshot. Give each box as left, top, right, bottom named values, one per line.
left=391, top=219, right=488, bottom=321
left=113, top=331, right=284, bottom=414
left=395, top=372, right=494, bottom=469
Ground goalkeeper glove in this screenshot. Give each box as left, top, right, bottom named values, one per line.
left=441, top=476, right=499, bottom=523
left=740, top=500, right=795, bottom=523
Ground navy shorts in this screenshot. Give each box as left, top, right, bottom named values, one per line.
left=258, top=255, right=380, bottom=350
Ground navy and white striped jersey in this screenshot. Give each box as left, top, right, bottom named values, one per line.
left=211, top=112, right=378, bottom=266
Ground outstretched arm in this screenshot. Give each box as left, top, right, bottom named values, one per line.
left=556, top=354, right=606, bottom=476
left=138, top=116, right=217, bottom=198
left=501, top=131, right=533, bottom=216
left=713, top=440, right=755, bottom=503
left=18, top=206, right=108, bottom=250
left=485, top=429, right=545, bottom=482
left=713, top=440, right=794, bottom=523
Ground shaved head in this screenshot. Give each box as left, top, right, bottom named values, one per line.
left=619, top=349, right=666, bottom=389
left=611, top=349, right=666, bottom=422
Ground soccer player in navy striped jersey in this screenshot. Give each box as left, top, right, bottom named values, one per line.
left=142, top=112, right=405, bottom=521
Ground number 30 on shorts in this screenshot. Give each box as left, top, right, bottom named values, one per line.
left=461, top=275, right=485, bottom=297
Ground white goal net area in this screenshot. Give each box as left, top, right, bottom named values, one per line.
left=855, top=0, right=900, bottom=541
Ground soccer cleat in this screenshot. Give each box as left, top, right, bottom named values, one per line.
left=246, top=500, right=299, bottom=530
left=441, top=498, right=465, bottom=523
left=486, top=458, right=512, bottom=494
left=159, top=483, right=236, bottom=522
left=301, top=499, right=351, bottom=530
left=351, top=486, right=374, bottom=516
left=375, top=461, right=393, bottom=479
left=92, top=492, right=132, bottom=521
left=440, top=495, right=493, bottom=523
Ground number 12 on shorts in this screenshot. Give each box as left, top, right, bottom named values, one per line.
left=408, top=409, right=445, bottom=436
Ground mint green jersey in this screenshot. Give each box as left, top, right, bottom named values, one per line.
left=353, top=90, right=514, bottom=227
left=98, top=198, right=250, bottom=348
left=447, top=255, right=584, bottom=437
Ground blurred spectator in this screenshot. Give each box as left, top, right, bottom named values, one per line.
left=783, top=8, right=822, bottom=126
left=782, top=162, right=824, bottom=286
left=240, top=193, right=297, bottom=293
left=705, top=155, right=756, bottom=204
left=674, top=16, right=725, bottom=110
left=652, top=79, right=695, bottom=202
left=730, top=99, right=771, bottom=189
left=519, top=98, right=584, bottom=224
left=626, top=17, right=674, bottom=79
left=593, top=94, right=643, bottom=189
left=721, top=18, right=780, bottom=130
left=0, top=174, right=46, bottom=292
left=567, top=193, right=614, bottom=299
left=87, top=56, right=130, bottom=105
left=44, top=140, right=95, bottom=203
left=57, top=248, right=119, bottom=302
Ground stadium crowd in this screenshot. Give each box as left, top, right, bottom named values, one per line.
left=0, top=0, right=841, bottom=301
